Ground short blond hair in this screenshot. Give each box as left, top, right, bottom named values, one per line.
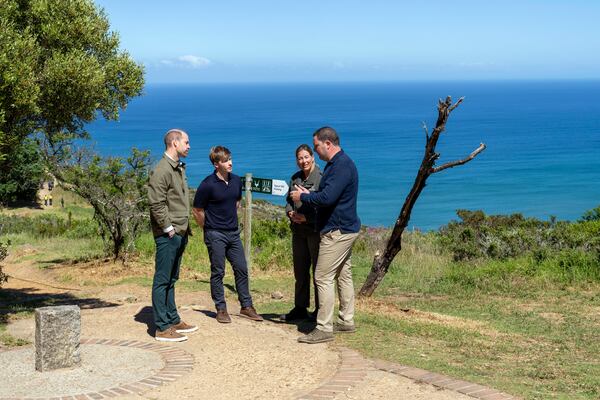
left=209, top=145, right=231, bottom=164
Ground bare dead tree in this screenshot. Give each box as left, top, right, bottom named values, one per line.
left=358, top=96, right=486, bottom=297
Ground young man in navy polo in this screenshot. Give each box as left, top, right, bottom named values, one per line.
left=192, top=146, right=262, bottom=323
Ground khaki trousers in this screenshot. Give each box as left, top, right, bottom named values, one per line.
left=315, top=230, right=359, bottom=333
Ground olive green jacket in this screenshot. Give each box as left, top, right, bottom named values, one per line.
left=148, top=154, right=190, bottom=237
left=285, top=165, right=322, bottom=234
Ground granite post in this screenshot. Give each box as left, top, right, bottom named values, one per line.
left=35, top=305, right=81, bottom=371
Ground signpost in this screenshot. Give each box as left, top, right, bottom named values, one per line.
left=242, top=174, right=289, bottom=269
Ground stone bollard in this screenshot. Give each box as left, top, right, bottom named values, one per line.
left=35, top=305, right=81, bottom=371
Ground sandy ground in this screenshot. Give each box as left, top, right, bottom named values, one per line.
left=2, top=261, right=472, bottom=400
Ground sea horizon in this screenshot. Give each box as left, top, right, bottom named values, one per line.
left=88, top=80, right=600, bottom=230
left=142, top=78, right=600, bottom=86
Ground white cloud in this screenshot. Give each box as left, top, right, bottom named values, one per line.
left=158, top=55, right=212, bottom=69
left=177, top=55, right=212, bottom=68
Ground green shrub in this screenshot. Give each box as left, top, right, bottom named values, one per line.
left=434, top=208, right=600, bottom=288
left=438, top=209, right=599, bottom=262
left=251, top=217, right=290, bottom=247
left=0, top=214, right=97, bottom=238
left=250, top=218, right=292, bottom=270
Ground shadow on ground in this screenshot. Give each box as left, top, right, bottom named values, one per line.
left=132, top=307, right=317, bottom=338
left=0, top=288, right=120, bottom=324
left=134, top=306, right=155, bottom=337
left=261, top=313, right=316, bottom=333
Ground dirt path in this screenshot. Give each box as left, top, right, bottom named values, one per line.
left=1, top=261, right=504, bottom=400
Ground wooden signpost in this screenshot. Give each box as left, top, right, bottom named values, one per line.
left=242, top=173, right=289, bottom=268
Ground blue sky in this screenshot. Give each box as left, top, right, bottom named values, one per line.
left=95, top=0, right=600, bottom=83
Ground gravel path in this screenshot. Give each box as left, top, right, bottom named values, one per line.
left=2, top=261, right=496, bottom=399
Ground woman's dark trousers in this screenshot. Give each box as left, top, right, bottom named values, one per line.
left=292, top=229, right=320, bottom=310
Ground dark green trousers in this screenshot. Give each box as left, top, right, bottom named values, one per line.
left=152, top=233, right=188, bottom=331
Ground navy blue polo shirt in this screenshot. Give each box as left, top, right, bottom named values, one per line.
left=193, top=172, right=242, bottom=231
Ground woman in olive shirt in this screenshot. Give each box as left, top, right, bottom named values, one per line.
left=283, top=144, right=322, bottom=321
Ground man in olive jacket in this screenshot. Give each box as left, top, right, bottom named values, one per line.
left=148, top=129, right=197, bottom=342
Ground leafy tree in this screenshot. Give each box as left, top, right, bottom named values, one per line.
left=57, top=148, right=151, bottom=262
left=0, top=0, right=144, bottom=198
left=0, top=138, right=45, bottom=204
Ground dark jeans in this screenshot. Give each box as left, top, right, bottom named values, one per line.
left=152, top=233, right=188, bottom=331
left=204, top=229, right=253, bottom=310
left=292, top=229, right=320, bottom=310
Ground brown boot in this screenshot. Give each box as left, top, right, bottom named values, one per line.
left=216, top=308, right=231, bottom=324
left=240, top=306, right=263, bottom=321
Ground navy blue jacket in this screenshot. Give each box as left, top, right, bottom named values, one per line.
left=300, top=150, right=360, bottom=234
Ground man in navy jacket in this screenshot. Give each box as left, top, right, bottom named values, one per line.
left=291, top=126, right=361, bottom=344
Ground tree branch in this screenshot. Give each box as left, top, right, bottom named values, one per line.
left=430, top=143, right=486, bottom=174
left=422, top=122, right=429, bottom=142
left=448, top=96, right=465, bottom=113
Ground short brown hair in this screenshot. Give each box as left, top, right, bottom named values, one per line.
left=164, top=129, right=186, bottom=148
left=209, top=146, right=231, bottom=164
left=313, top=126, right=339, bottom=145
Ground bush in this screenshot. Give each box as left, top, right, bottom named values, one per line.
left=0, top=214, right=98, bottom=238
left=438, top=209, right=599, bottom=261
left=250, top=218, right=292, bottom=270
left=435, top=208, right=600, bottom=288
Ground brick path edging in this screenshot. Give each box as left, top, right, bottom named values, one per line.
left=296, top=348, right=372, bottom=400
left=0, top=337, right=194, bottom=400
left=373, top=359, right=519, bottom=400
left=295, top=347, right=519, bottom=400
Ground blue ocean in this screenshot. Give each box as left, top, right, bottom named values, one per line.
left=88, top=81, right=600, bottom=230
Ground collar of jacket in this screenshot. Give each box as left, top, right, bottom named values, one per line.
left=163, top=154, right=185, bottom=170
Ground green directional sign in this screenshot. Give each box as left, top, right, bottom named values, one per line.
left=246, top=176, right=289, bottom=196
left=250, top=177, right=272, bottom=194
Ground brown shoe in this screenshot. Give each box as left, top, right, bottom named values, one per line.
left=155, top=326, right=188, bottom=342
left=216, top=308, right=231, bottom=324
left=172, top=320, right=199, bottom=333
left=239, top=306, right=263, bottom=321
